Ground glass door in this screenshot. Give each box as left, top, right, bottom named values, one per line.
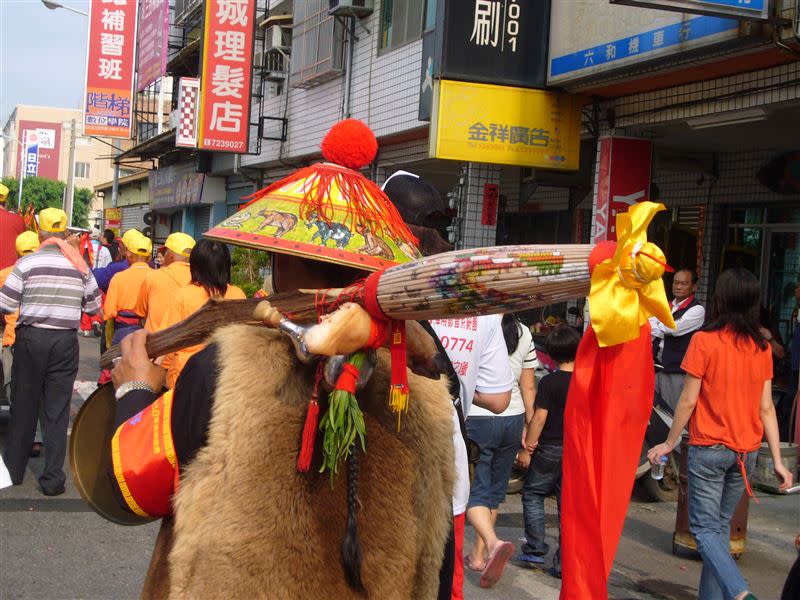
left=765, top=229, right=800, bottom=347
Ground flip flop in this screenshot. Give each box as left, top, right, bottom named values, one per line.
left=464, top=555, right=485, bottom=572
left=479, top=541, right=514, bottom=589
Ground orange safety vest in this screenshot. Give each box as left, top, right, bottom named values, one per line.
left=111, top=390, right=179, bottom=518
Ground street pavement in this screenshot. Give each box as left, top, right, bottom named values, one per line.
left=1, top=335, right=798, bottom=599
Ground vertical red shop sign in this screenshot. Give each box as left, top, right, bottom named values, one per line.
left=84, top=0, right=138, bottom=138
left=481, top=184, right=499, bottom=226
left=197, top=0, right=256, bottom=154
left=593, top=137, right=652, bottom=242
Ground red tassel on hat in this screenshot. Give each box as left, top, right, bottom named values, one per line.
left=296, top=394, right=319, bottom=473
left=362, top=270, right=410, bottom=430
left=388, top=320, right=409, bottom=431
left=297, top=364, right=324, bottom=473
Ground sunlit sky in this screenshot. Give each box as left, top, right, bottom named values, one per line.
left=0, top=0, right=90, bottom=125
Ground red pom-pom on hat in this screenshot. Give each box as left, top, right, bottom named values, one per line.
left=321, top=119, right=378, bottom=170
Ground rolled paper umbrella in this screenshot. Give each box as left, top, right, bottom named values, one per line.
left=100, top=243, right=594, bottom=368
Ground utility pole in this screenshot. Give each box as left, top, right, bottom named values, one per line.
left=17, top=130, right=25, bottom=209
left=64, top=118, right=76, bottom=226
left=111, top=138, right=120, bottom=208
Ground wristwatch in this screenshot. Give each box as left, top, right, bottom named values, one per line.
left=115, top=381, right=158, bottom=400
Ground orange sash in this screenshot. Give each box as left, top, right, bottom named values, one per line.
left=111, top=390, right=179, bottom=518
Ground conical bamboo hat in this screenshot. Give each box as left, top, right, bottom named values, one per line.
left=205, top=120, right=421, bottom=272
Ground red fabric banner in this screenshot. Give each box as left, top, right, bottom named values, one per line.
left=481, top=183, right=499, bottom=226
left=560, top=323, right=655, bottom=599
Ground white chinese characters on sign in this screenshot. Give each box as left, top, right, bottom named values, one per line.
left=469, top=0, right=520, bottom=52
left=100, top=33, right=124, bottom=56
left=214, top=31, right=246, bottom=62
left=98, top=3, right=126, bottom=81
left=210, top=102, right=243, bottom=132
left=470, top=0, right=501, bottom=47
left=101, top=9, right=125, bottom=32
left=211, top=65, right=245, bottom=98
left=216, top=0, right=249, bottom=26
left=99, top=58, right=123, bottom=80
left=201, top=0, right=253, bottom=149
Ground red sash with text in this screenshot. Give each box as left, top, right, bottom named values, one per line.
left=111, top=390, right=179, bottom=518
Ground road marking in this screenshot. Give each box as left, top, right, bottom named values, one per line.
left=73, top=381, right=98, bottom=401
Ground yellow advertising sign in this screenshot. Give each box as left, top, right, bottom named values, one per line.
left=430, top=80, right=582, bottom=170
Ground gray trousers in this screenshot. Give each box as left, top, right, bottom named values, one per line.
left=3, top=326, right=78, bottom=492
left=1, top=345, right=11, bottom=402
left=655, top=371, right=685, bottom=412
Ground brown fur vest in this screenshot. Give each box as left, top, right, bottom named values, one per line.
left=143, top=324, right=455, bottom=600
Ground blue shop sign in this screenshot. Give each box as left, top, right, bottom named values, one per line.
left=550, top=15, right=738, bottom=78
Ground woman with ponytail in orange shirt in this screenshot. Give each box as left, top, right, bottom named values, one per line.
left=649, top=268, right=792, bottom=600
left=162, top=239, right=245, bottom=388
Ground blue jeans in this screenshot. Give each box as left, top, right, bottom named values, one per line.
left=688, top=445, right=757, bottom=600
left=466, top=414, right=525, bottom=509
left=521, top=444, right=562, bottom=572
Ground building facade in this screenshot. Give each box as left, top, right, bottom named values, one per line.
left=1, top=104, right=127, bottom=224
left=544, top=0, right=800, bottom=345
left=121, top=0, right=799, bottom=343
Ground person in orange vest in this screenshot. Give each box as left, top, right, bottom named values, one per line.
left=104, top=229, right=153, bottom=345
left=1, top=232, right=40, bottom=456
left=134, top=232, right=195, bottom=333
left=161, top=239, right=246, bottom=388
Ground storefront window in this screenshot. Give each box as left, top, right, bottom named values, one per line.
left=729, top=207, right=764, bottom=225
left=724, top=205, right=800, bottom=367
left=767, top=231, right=800, bottom=347
left=768, top=206, right=800, bottom=223
left=721, top=227, right=761, bottom=274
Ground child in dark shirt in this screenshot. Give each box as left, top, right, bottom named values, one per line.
left=515, top=325, right=580, bottom=577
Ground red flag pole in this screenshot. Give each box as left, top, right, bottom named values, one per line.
left=560, top=324, right=655, bottom=599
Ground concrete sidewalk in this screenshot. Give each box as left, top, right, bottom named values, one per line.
left=463, top=489, right=798, bottom=600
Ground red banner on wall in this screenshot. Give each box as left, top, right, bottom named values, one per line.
left=84, top=0, right=138, bottom=138
left=481, top=183, right=499, bottom=226
left=197, top=0, right=256, bottom=154
left=593, top=137, right=652, bottom=242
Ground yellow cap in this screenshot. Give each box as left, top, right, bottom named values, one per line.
left=164, top=232, right=195, bottom=258
left=39, top=208, right=68, bottom=233
left=0, top=183, right=9, bottom=203
left=121, top=229, right=153, bottom=257
left=15, top=231, right=39, bottom=256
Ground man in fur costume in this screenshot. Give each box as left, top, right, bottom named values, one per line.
left=101, top=121, right=458, bottom=599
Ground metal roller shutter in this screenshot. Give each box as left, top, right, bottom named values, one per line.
left=194, top=205, right=211, bottom=237
left=120, top=204, right=148, bottom=233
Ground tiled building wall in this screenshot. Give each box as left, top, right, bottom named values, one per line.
left=375, top=138, right=430, bottom=185
left=583, top=59, right=800, bottom=303
left=460, top=163, right=501, bottom=249
left=610, top=61, right=800, bottom=128
left=241, top=3, right=426, bottom=170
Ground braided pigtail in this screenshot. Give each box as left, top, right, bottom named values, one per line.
left=341, top=449, right=365, bottom=593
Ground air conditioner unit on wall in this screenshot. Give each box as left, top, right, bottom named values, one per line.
left=265, top=25, right=291, bottom=52
left=328, top=0, right=374, bottom=18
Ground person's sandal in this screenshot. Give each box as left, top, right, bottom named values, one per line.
left=479, top=542, right=514, bottom=588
